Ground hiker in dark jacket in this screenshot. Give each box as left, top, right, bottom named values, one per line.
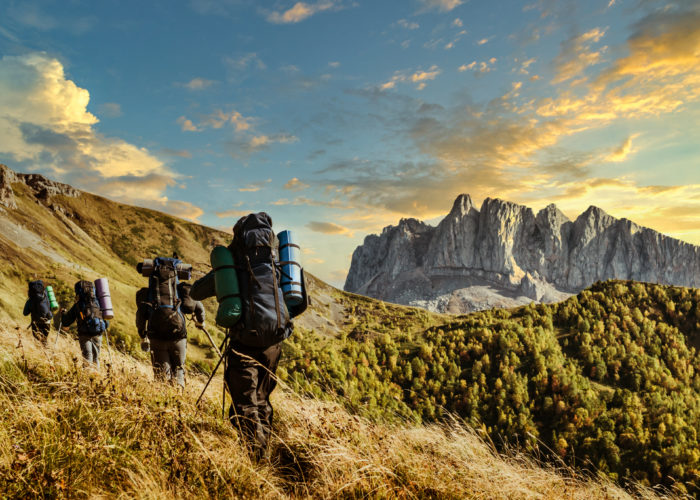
left=23, top=280, right=53, bottom=344
left=191, top=213, right=307, bottom=461
left=135, top=282, right=205, bottom=388
left=56, top=281, right=109, bottom=368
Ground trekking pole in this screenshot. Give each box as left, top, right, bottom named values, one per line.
left=195, top=335, right=230, bottom=407
left=103, top=330, right=114, bottom=365
left=197, top=325, right=222, bottom=357
left=53, top=316, right=63, bottom=349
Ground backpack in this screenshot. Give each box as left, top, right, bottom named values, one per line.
left=146, top=257, right=186, bottom=340
left=177, top=282, right=197, bottom=315
left=28, top=280, right=52, bottom=319
left=229, top=212, right=292, bottom=348
left=74, top=280, right=106, bottom=335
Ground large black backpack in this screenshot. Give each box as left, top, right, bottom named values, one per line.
left=75, top=280, right=106, bottom=335
left=230, top=212, right=292, bottom=348
left=146, top=257, right=186, bottom=340
left=28, top=280, right=52, bottom=319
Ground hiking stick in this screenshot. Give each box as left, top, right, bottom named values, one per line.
left=197, top=325, right=222, bottom=357
left=53, top=317, right=63, bottom=349
left=195, top=335, right=230, bottom=407
left=103, top=330, right=114, bottom=365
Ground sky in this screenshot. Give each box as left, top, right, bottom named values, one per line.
left=0, top=0, right=699, bottom=287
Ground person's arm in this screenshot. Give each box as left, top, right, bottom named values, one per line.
left=23, top=300, right=31, bottom=316
left=193, top=301, right=206, bottom=325
left=61, top=304, right=77, bottom=327
left=190, top=271, right=216, bottom=301
left=135, top=304, right=148, bottom=338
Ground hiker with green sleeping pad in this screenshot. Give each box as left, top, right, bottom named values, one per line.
left=55, top=280, right=109, bottom=367
left=23, top=279, right=54, bottom=344
left=191, top=212, right=309, bottom=462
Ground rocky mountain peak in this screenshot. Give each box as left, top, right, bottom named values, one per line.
left=448, top=193, right=476, bottom=217
left=345, top=193, right=700, bottom=313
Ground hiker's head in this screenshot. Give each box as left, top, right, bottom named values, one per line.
left=172, top=252, right=180, bottom=259
left=136, top=262, right=143, bottom=274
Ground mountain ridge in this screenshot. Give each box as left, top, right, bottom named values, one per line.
left=345, top=194, right=700, bottom=313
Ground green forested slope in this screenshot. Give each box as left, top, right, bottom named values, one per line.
left=280, top=281, right=700, bottom=494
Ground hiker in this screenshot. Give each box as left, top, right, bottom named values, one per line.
left=191, top=212, right=309, bottom=461
left=135, top=257, right=200, bottom=388
left=56, top=280, right=109, bottom=367
left=23, top=280, right=53, bottom=344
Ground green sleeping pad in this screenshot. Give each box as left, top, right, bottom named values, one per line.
left=210, top=246, right=242, bottom=327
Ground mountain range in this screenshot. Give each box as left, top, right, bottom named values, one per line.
left=345, top=194, right=700, bottom=313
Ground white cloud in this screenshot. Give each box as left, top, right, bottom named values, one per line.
left=452, top=18, right=463, bottom=27
left=397, top=19, right=420, bottom=30
left=178, top=109, right=253, bottom=132
left=0, top=53, right=201, bottom=220
left=182, top=77, right=216, bottom=90
left=380, top=65, right=441, bottom=91
left=266, top=1, right=338, bottom=24
left=98, top=102, right=122, bottom=118
left=418, top=0, right=463, bottom=13
left=284, top=177, right=310, bottom=191
left=177, top=116, right=198, bottom=132
left=238, top=178, right=272, bottom=192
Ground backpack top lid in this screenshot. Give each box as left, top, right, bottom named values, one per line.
left=232, top=212, right=276, bottom=257
left=75, top=280, right=98, bottom=304
left=28, top=280, right=45, bottom=297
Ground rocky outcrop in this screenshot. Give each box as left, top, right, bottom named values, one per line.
left=0, top=164, right=79, bottom=209
left=344, top=195, right=700, bottom=313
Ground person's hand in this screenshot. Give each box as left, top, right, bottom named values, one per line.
left=195, top=320, right=204, bottom=329
left=140, top=339, right=150, bottom=352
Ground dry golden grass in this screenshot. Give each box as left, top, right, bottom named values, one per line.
left=0, top=322, right=679, bottom=499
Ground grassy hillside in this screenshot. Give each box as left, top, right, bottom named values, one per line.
left=1, top=170, right=697, bottom=496
left=282, top=281, right=700, bottom=495
left=0, top=323, right=667, bottom=499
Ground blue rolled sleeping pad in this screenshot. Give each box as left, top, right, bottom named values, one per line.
left=277, top=230, right=303, bottom=308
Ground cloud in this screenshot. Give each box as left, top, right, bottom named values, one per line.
left=0, top=53, right=201, bottom=220
left=181, top=77, right=216, bottom=90
left=397, top=19, right=420, bottom=30
left=97, top=102, right=122, bottom=118
left=476, top=37, right=492, bottom=45
left=380, top=66, right=441, bottom=91
left=284, top=177, right=310, bottom=191
left=552, top=28, right=607, bottom=84
left=177, top=116, right=198, bottom=132
left=232, top=133, right=298, bottom=156
left=604, top=134, right=639, bottom=163
left=216, top=209, right=251, bottom=219
left=418, top=0, right=463, bottom=13
left=306, top=221, right=353, bottom=236
left=266, top=1, right=339, bottom=24
left=328, top=61, right=341, bottom=68
left=238, top=179, right=272, bottom=192
left=224, top=53, right=266, bottom=82
left=161, top=148, right=192, bottom=159
left=178, top=109, right=253, bottom=132
left=458, top=58, right=496, bottom=74
left=452, top=18, right=463, bottom=27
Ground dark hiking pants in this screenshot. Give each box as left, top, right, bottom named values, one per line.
left=78, top=334, right=102, bottom=367
left=149, top=337, right=187, bottom=387
left=225, top=341, right=282, bottom=459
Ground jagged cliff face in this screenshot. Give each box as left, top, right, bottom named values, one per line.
left=345, top=194, right=700, bottom=313
left=0, top=164, right=79, bottom=209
